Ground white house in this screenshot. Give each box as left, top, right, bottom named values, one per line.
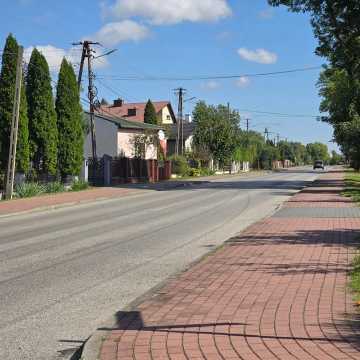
left=83, top=112, right=164, bottom=160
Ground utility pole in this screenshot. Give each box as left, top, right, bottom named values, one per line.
left=175, top=87, right=186, bottom=156
left=6, top=46, right=23, bottom=200
left=73, top=40, right=100, bottom=160
left=246, top=118, right=250, bottom=133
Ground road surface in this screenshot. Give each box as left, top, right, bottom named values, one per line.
left=0, top=168, right=320, bottom=360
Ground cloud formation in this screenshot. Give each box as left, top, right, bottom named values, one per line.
left=202, top=80, right=220, bottom=90
left=92, top=20, right=150, bottom=47
left=24, top=45, right=109, bottom=72
left=105, top=0, right=232, bottom=25
left=237, top=48, right=278, bottom=64
left=235, top=76, right=250, bottom=88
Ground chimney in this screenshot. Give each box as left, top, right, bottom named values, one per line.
left=113, top=98, right=124, bottom=107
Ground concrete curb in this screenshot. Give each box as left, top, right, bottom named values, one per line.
left=79, top=245, right=227, bottom=360
left=0, top=171, right=271, bottom=219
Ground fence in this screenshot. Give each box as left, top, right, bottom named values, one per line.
left=88, top=156, right=171, bottom=186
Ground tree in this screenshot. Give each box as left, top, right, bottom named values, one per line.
left=306, top=142, right=330, bottom=162
left=330, top=150, right=343, bottom=165
left=0, top=34, right=29, bottom=173
left=55, top=58, right=84, bottom=178
left=268, top=1, right=360, bottom=78
left=193, top=101, right=239, bottom=166
left=318, top=66, right=360, bottom=168
left=144, top=99, right=158, bottom=125
left=27, top=48, right=58, bottom=176
left=268, top=0, right=360, bottom=168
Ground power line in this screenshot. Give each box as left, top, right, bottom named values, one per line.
left=95, top=77, right=142, bottom=103
left=238, top=109, right=321, bottom=119
left=94, top=66, right=322, bottom=82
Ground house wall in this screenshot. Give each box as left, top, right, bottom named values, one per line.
left=84, top=116, right=118, bottom=158
left=185, top=135, right=193, bottom=152
left=159, top=105, right=175, bottom=124
left=118, top=129, right=158, bottom=160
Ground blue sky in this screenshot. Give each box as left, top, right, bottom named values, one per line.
left=0, top=0, right=337, bottom=150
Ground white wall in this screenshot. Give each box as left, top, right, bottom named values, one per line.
left=118, top=129, right=158, bottom=160
left=84, top=117, right=118, bottom=158
left=160, top=105, right=175, bottom=124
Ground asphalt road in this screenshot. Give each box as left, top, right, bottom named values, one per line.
left=0, top=168, right=321, bottom=360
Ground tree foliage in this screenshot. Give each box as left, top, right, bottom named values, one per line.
left=306, top=142, right=330, bottom=162
left=268, top=0, right=360, bottom=168
left=193, top=101, right=239, bottom=165
left=55, top=58, right=84, bottom=177
left=27, top=48, right=58, bottom=176
left=144, top=99, right=158, bottom=125
left=0, top=34, right=29, bottom=173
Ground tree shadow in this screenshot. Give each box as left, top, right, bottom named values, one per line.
left=98, top=310, right=360, bottom=347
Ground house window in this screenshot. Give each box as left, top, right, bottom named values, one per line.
left=166, top=115, right=171, bottom=121
left=128, top=108, right=137, bottom=116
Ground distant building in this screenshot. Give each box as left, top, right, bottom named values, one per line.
left=167, top=122, right=196, bottom=156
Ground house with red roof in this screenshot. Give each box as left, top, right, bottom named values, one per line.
left=98, top=98, right=177, bottom=125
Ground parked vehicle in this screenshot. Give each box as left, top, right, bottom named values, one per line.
left=313, top=160, right=325, bottom=170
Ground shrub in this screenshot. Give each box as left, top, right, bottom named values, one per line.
left=200, top=167, right=215, bottom=176
left=46, top=181, right=65, bottom=193
left=71, top=179, right=89, bottom=191
left=188, top=168, right=201, bottom=177
left=15, top=182, right=46, bottom=198
left=169, top=155, right=189, bottom=176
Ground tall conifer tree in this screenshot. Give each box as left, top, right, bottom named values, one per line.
left=55, top=58, right=84, bottom=177
left=144, top=99, right=158, bottom=125
left=0, top=34, right=29, bottom=173
left=27, top=48, right=57, bottom=176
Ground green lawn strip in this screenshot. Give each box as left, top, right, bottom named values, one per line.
left=342, top=171, right=360, bottom=203
left=350, top=253, right=360, bottom=303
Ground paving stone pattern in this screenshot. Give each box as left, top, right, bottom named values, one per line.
left=100, top=171, right=360, bottom=360
left=273, top=207, right=360, bottom=218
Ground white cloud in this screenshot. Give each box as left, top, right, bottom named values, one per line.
left=235, top=76, right=250, bottom=88
left=202, top=80, right=220, bottom=90
left=105, top=0, right=232, bottom=25
left=237, top=47, right=278, bottom=64
left=259, top=8, right=274, bottom=19
left=24, top=45, right=109, bottom=72
left=91, top=20, right=150, bottom=47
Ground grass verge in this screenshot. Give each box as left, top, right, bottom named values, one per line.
left=342, top=171, right=360, bottom=203
left=350, top=253, right=360, bottom=303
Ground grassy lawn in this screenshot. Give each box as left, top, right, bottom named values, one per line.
left=345, top=171, right=360, bottom=302
left=342, top=171, right=360, bottom=203
left=350, top=254, right=360, bottom=303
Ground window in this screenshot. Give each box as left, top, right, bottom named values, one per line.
left=127, top=108, right=137, bottom=116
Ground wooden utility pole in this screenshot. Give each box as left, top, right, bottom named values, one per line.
left=175, top=87, right=186, bottom=156
left=5, top=46, right=23, bottom=200
left=73, top=40, right=100, bottom=160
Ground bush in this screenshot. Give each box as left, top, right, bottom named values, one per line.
left=15, top=182, right=46, bottom=198
left=46, top=181, right=65, bottom=193
left=71, top=179, right=89, bottom=191
left=187, top=168, right=201, bottom=177
left=169, top=155, right=189, bottom=176
left=200, top=167, right=215, bottom=176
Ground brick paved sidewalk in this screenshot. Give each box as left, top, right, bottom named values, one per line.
left=0, top=187, right=135, bottom=216
left=99, top=170, right=360, bottom=360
